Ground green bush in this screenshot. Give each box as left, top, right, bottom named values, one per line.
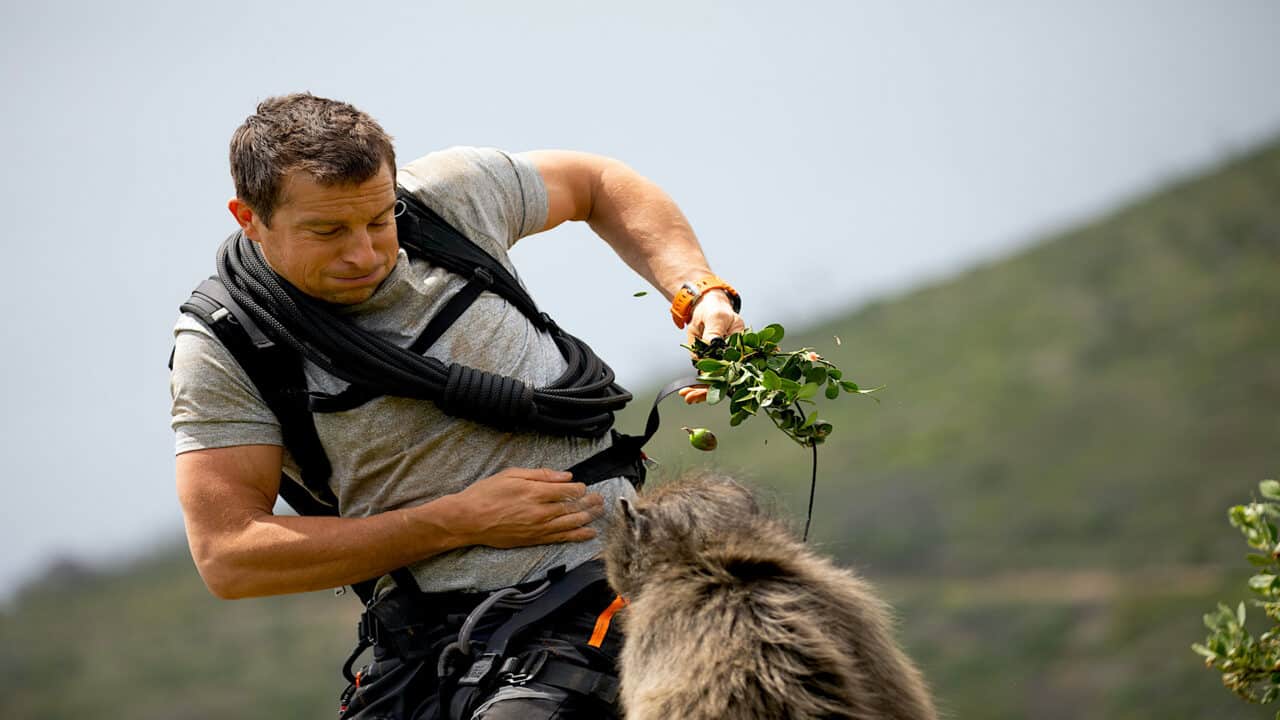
left=1194, top=479, right=1280, bottom=714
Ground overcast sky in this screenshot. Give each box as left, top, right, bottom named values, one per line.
left=1, top=0, right=1278, bottom=601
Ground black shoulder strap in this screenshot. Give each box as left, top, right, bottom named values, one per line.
left=179, top=277, right=339, bottom=516
left=179, top=277, right=394, bottom=603
left=396, top=188, right=552, bottom=330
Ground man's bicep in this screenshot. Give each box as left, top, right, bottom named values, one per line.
left=176, top=445, right=284, bottom=544
left=522, top=150, right=613, bottom=234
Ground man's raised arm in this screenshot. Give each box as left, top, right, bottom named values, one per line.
left=524, top=150, right=746, bottom=400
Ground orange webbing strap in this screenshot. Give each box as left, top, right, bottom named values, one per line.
left=587, top=595, right=629, bottom=648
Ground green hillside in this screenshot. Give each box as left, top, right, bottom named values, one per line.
left=3, top=139, right=1278, bottom=718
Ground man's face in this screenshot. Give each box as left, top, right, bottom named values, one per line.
left=239, top=166, right=400, bottom=305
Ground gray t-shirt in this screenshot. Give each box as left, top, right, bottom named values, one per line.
left=170, top=146, right=633, bottom=593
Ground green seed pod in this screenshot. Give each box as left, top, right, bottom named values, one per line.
left=682, top=426, right=718, bottom=451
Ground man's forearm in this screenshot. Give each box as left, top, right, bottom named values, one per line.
left=180, top=446, right=602, bottom=599
left=584, top=161, right=715, bottom=300
left=194, top=495, right=467, bottom=599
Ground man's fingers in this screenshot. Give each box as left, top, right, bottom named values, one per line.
left=504, top=467, right=575, bottom=482
left=701, top=315, right=746, bottom=344
left=545, top=509, right=600, bottom=534
left=555, top=491, right=603, bottom=513
left=547, top=483, right=589, bottom=502
left=678, top=386, right=709, bottom=404
left=543, top=527, right=598, bottom=544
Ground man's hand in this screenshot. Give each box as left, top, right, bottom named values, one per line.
left=679, top=290, right=746, bottom=404
left=443, top=468, right=605, bottom=548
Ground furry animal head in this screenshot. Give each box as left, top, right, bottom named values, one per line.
left=604, top=472, right=767, bottom=596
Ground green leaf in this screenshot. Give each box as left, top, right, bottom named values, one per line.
left=706, top=386, right=723, bottom=405
left=806, top=366, right=828, bottom=385
left=827, top=368, right=842, bottom=380
left=695, top=358, right=725, bottom=372
left=1250, top=575, right=1275, bottom=593
left=1249, top=554, right=1275, bottom=567
left=797, top=382, right=819, bottom=400
left=1263, top=480, right=1280, bottom=500
left=742, top=332, right=759, bottom=348
left=763, top=323, right=784, bottom=343
left=840, top=380, right=860, bottom=393
left=1240, top=601, right=1249, bottom=625
left=722, top=347, right=741, bottom=362
left=729, top=411, right=747, bottom=427
left=762, top=369, right=781, bottom=392
left=825, top=383, right=840, bottom=400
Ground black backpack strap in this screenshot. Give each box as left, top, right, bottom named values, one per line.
left=179, top=277, right=392, bottom=604
left=183, top=277, right=275, bottom=350
left=180, top=277, right=339, bottom=512
left=564, top=375, right=700, bottom=490
left=396, top=188, right=549, bottom=330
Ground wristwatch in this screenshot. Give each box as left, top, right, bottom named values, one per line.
left=670, top=274, right=741, bottom=329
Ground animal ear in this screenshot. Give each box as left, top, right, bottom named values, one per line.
left=619, top=497, right=650, bottom=541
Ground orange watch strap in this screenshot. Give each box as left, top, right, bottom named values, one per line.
left=670, top=275, right=740, bottom=329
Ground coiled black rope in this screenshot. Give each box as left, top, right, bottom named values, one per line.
left=215, top=232, right=631, bottom=438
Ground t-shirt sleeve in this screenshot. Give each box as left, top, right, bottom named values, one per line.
left=396, top=146, right=549, bottom=256
left=170, top=313, right=283, bottom=455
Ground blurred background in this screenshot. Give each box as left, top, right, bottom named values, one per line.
left=2, top=1, right=1278, bottom=717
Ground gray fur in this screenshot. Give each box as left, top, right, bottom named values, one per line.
left=604, top=473, right=938, bottom=720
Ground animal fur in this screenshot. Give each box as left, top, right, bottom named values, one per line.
left=603, top=474, right=937, bottom=720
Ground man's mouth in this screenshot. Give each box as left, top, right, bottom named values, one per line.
left=334, top=268, right=382, bottom=283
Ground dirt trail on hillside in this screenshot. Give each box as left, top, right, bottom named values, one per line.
left=880, top=565, right=1226, bottom=604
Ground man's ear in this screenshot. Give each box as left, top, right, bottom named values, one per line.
left=619, top=497, right=650, bottom=541
left=227, top=198, right=258, bottom=239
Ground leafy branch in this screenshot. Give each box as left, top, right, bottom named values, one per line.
left=684, top=323, right=878, bottom=448
left=1193, top=479, right=1280, bottom=711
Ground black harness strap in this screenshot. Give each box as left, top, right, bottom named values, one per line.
left=397, top=191, right=549, bottom=330
left=180, top=278, right=338, bottom=515
left=564, top=375, right=699, bottom=490
left=528, top=659, right=620, bottom=704
left=448, top=562, right=611, bottom=719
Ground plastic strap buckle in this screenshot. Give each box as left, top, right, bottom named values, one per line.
left=357, top=612, right=379, bottom=646
left=457, top=653, right=501, bottom=687
left=498, top=649, right=549, bottom=686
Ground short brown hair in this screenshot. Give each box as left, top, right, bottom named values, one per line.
left=229, top=92, right=396, bottom=226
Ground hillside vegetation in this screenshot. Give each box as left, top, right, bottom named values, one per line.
left=3, top=139, right=1278, bottom=718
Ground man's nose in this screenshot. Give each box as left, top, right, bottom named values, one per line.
left=341, top=228, right=378, bottom=267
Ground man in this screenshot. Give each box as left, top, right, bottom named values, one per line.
left=170, top=93, right=744, bottom=718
